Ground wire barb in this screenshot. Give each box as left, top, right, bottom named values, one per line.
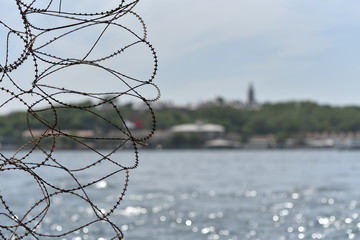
left=0, top=1, right=159, bottom=239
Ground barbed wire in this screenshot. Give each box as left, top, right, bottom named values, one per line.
left=0, top=1, right=159, bottom=239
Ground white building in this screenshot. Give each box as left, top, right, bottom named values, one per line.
left=170, top=121, right=225, bottom=140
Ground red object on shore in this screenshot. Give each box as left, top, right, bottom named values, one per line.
left=134, top=120, right=143, bottom=129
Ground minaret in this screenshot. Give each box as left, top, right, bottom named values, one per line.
left=247, top=83, right=256, bottom=107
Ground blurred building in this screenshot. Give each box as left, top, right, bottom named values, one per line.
left=170, top=121, right=225, bottom=141
left=246, top=83, right=260, bottom=109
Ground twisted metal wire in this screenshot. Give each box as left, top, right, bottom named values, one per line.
left=0, top=1, right=159, bottom=239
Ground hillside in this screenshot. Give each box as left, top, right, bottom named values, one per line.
left=1, top=100, right=360, bottom=148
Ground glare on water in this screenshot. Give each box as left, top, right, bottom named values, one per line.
left=1, top=149, right=360, bottom=240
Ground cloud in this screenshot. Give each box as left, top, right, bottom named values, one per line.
left=138, top=0, right=360, bottom=62
left=138, top=0, right=293, bottom=62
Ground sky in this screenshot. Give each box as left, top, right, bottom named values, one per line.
left=137, top=0, right=360, bottom=106
left=1, top=1, right=360, bottom=113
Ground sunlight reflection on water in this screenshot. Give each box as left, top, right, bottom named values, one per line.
left=2, top=150, right=360, bottom=240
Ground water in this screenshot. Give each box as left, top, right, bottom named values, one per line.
left=2, top=149, right=360, bottom=240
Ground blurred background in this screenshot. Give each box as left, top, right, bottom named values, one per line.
left=1, top=1, right=360, bottom=240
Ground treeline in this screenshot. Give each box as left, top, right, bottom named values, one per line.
left=2, top=100, right=360, bottom=145
left=0, top=101, right=153, bottom=144
left=156, top=101, right=360, bottom=132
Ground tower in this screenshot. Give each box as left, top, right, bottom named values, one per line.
left=247, top=83, right=256, bottom=107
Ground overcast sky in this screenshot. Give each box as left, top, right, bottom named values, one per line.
left=137, top=0, right=360, bottom=106
left=1, top=1, right=360, bottom=113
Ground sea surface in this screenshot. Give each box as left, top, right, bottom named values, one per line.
left=1, top=149, right=360, bottom=240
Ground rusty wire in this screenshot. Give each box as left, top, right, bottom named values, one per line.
left=0, top=0, right=159, bottom=239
